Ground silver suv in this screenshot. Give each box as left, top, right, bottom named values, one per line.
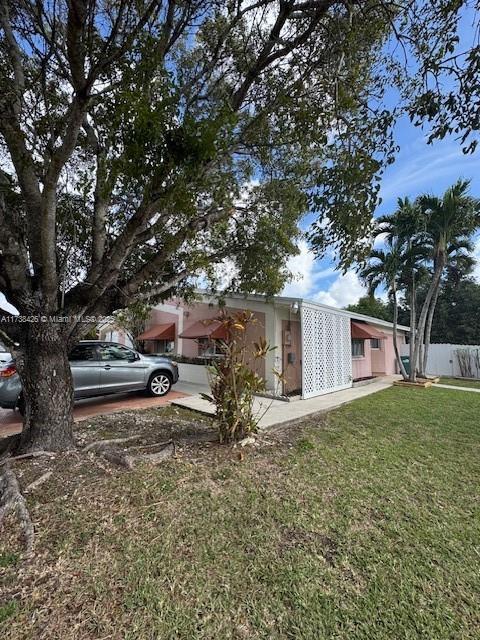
left=0, top=341, right=179, bottom=412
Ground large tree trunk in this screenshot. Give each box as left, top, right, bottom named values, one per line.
left=15, top=322, right=75, bottom=454
left=392, top=282, right=408, bottom=380
left=420, top=285, right=441, bottom=378
left=408, top=273, right=416, bottom=383
left=411, top=259, right=444, bottom=383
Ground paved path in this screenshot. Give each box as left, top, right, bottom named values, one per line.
left=0, top=389, right=188, bottom=439
left=172, top=377, right=396, bottom=429
left=434, top=383, right=480, bottom=393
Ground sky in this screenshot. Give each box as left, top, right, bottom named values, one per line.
left=282, top=119, right=480, bottom=307
left=282, top=3, right=480, bottom=307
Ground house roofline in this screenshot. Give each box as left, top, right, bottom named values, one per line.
left=194, top=289, right=410, bottom=333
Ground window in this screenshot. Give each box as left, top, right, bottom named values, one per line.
left=197, top=338, right=223, bottom=357
left=98, top=344, right=137, bottom=361
left=155, top=339, right=174, bottom=354
left=69, top=344, right=98, bottom=361
left=352, top=339, right=365, bottom=357
left=370, top=338, right=381, bottom=349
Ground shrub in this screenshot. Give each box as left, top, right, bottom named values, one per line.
left=201, top=310, right=278, bottom=443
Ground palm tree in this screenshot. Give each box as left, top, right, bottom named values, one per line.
left=414, top=180, right=480, bottom=377
left=374, top=199, right=428, bottom=382
left=360, top=239, right=410, bottom=380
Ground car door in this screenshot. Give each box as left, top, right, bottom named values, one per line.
left=98, top=343, right=148, bottom=393
left=69, top=343, right=101, bottom=398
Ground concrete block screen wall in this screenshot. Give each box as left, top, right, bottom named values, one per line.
left=301, top=303, right=353, bottom=399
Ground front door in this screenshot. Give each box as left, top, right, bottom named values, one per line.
left=282, top=320, right=302, bottom=395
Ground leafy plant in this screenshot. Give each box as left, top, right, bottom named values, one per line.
left=201, top=311, right=279, bottom=443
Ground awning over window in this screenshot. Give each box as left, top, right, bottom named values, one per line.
left=136, top=323, right=175, bottom=341
left=351, top=321, right=387, bottom=340
left=179, top=319, right=227, bottom=340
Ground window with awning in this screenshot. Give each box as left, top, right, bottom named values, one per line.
left=179, top=319, right=227, bottom=340
left=350, top=321, right=387, bottom=340
left=136, top=323, right=175, bottom=341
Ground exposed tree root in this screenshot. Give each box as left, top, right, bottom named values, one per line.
left=84, top=437, right=176, bottom=468
left=0, top=461, right=35, bottom=556
left=25, top=471, right=53, bottom=492
left=83, top=434, right=142, bottom=452
left=141, top=442, right=176, bottom=465
left=84, top=441, right=136, bottom=469
left=9, top=450, right=56, bottom=462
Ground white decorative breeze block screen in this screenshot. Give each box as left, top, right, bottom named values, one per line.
left=301, top=305, right=353, bottom=399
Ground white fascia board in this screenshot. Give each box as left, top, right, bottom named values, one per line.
left=193, top=289, right=410, bottom=333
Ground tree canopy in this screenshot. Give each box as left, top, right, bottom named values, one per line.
left=360, top=180, right=480, bottom=380
left=346, top=295, right=393, bottom=322
left=1, top=1, right=477, bottom=329
left=1, top=0, right=479, bottom=451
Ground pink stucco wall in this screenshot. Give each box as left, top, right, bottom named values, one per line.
left=352, top=329, right=406, bottom=379
left=352, top=341, right=373, bottom=380
left=146, top=300, right=267, bottom=379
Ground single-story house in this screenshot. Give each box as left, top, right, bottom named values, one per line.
left=136, top=292, right=409, bottom=399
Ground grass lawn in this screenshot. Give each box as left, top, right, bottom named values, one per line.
left=1, top=387, right=479, bottom=639
left=439, top=376, right=480, bottom=390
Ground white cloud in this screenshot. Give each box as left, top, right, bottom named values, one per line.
left=378, top=135, right=480, bottom=211
left=313, top=271, right=367, bottom=308
left=0, top=293, right=18, bottom=315
left=282, top=240, right=335, bottom=298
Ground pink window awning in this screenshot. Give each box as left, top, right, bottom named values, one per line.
left=351, top=321, right=387, bottom=340
left=136, top=323, right=175, bottom=341
left=179, top=319, right=227, bottom=340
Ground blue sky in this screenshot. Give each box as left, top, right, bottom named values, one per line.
left=282, top=112, right=480, bottom=308
left=282, top=3, right=480, bottom=307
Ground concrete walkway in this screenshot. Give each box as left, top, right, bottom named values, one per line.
left=172, top=377, right=396, bottom=429
left=434, top=383, right=480, bottom=393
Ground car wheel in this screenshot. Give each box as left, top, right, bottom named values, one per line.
left=147, top=372, right=172, bottom=397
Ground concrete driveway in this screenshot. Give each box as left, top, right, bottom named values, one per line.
left=0, top=389, right=189, bottom=439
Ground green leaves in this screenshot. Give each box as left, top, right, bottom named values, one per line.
left=204, top=310, right=279, bottom=443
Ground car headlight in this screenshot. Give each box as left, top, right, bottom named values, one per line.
left=171, top=361, right=178, bottom=367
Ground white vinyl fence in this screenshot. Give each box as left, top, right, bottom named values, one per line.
left=402, top=343, right=480, bottom=378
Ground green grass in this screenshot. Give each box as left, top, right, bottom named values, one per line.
left=439, top=376, right=480, bottom=390
left=2, top=387, right=479, bottom=639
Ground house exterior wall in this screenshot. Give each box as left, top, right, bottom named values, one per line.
left=382, top=330, right=402, bottom=375
left=352, top=341, right=372, bottom=379
left=352, top=329, right=405, bottom=379
left=141, top=293, right=409, bottom=395
left=148, top=298, right=271, bottom=386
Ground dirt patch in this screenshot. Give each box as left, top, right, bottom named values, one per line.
left=280, top=527, right=339, bottom=566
